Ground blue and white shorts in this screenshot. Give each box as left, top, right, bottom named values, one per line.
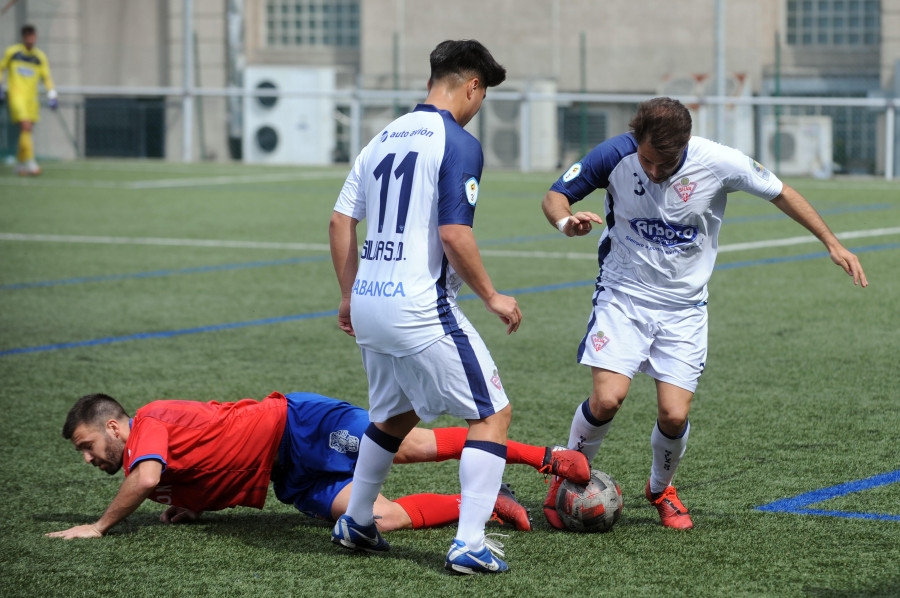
left=576, top=286, right=708, bottom=393
left=360, top=320, right=510, bottom=423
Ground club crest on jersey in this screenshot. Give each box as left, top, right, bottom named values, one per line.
left=563, top=162, right=583, bottom=183
left=591, top=332, right=610, bottom=352
left=465, top=177, right=479, bottom=206
left=673, top=177, right=697, bottom=202
left=490, top=369, right=502, bottom=390
left=329, top=429, right=360, bottom=454
left=750, top=158, right=771, bottom=181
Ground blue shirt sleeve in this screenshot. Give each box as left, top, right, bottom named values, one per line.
left=550, top=133, right=638, bottom=204
left=437, top=114, right=483, bottom=227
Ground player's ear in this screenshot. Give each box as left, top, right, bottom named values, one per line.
left=106, top=418, right=122, bottom=439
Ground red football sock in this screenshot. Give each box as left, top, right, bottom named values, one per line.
left=393, top=493, right=461, bottom=528
left=506, top=440, right=546, bottom=469
left=433, top=427, right=546, bottom=469
left=433, top=427, right=468, bottom=461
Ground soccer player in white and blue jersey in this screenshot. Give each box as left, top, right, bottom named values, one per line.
left=542, top=97, right=868, bottom=530
left=329, top=40, right=521, bottom=574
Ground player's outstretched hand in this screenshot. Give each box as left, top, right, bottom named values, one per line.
left=45, top=524, right=103, bottom=540
left=559, top=211, right=603, bottom=237
left=160, top=506, right=201, bottom=524
left=48, top=89, right=58, bottom=110
left=829, top=246, right=868, bottom=287
left=485, top=292, right=522, bottom=335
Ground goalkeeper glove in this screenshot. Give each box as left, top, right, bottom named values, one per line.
left=48, top=88, right=58, bottom=110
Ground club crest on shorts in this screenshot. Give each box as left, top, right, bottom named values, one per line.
left=673, top=177, right=697, bottom=202
left=329, top=429, right=360, bottom=454
left=591, top=331, right=610, bottom=351
left=465, top=177, right=479, bottom=206
left=490, top=368, right=503, bottom=390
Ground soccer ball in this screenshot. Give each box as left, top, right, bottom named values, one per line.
left=555, top=469, right=623, bottom=533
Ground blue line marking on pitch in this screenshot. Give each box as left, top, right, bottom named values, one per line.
left=0, top=255, right=329, bottom=291
left=1, top=241, right=896, bottom=357
left=756, top=469, right=900, bottom=521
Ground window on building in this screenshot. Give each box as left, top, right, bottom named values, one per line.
left=265, top=0, right=359, bottom=48
left=786, top=0, right=880, bottom=46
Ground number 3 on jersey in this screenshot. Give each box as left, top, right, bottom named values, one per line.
left=373, top=151, right=418, bottom=234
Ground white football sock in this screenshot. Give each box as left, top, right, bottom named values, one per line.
left=649, top=419, right=690, bottom=494
left=345, top=430, right=398, bottom=526
left=567, top=399, right=613, bottom=462
left=455, top=443, right=506, bottom=550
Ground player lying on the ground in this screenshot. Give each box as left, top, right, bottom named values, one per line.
left=46, top=391, right=589, bottom=539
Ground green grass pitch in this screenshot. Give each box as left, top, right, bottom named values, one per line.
left=1, top=161, right=898, bottom=597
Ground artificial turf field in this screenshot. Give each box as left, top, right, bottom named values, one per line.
left=1, top=161, right=898, bottom=597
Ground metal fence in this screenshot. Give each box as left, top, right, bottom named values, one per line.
left=4, top=86, right=896, bottom=180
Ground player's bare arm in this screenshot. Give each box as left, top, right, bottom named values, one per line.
left=542, top=190, right=603, bottom=237
left=439, top=223, right=521, bottom=334
left=329, top=211, right=361, bottom=336
left=771, top=185, right=868, bottom=287
left=46, top=459, right=162, bottom=539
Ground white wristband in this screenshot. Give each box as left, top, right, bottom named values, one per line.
left=47, top=89, right=58, bottom=100
left=556, top=217, right=570, bottom=234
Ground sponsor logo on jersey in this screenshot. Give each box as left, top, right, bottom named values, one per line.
left=381, top=130, right=389, bottom=142
left=750, top=158, right=771, bottom=181
left=629, top=218, right=698, bottom=247
left=352, top=278, right=406, bottom=297
left=490, top=368, right=502, bottom=390
left=591, top=331, right=610, bottom=351
left=563, top=162, right=582, bottom=183
left=673, top=177, right=697, bottom=202
left=329, top=429, right=360, bottom=454
left=465, top=177, right=479, bottom=206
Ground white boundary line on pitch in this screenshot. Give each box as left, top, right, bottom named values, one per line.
left=1, top=226, right=898, bottom=256
left=0, top=170, right=346, bottom=190
left=0, top=233, right=330, bottom=252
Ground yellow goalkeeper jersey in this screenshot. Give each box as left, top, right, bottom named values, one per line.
left=0, top=42, right=54, bottom=98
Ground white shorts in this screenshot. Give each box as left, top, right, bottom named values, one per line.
left=360, top=320, right=510, bottom=423
left=576, top=286, right=708, bottom=392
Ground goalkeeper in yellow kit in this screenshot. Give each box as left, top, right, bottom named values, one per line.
left=0, top=24, right=56, bottom=175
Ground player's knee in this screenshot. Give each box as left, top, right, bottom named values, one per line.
left=588, top=393, right=624, bottom=418
left=657, top=411, right=689, bottom=436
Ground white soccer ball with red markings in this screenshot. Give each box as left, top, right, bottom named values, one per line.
left=555, top=469, right=623, bottom=533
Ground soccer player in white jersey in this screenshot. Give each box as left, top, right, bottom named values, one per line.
left=329, top=40, right=525, bottom=574
left=541, top=97, right=868, bottom=530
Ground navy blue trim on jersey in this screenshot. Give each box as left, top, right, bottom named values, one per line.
left=434, top=254, right=457, bottom=333
left=597, top=192, right=616, bottom=279
left=463, top=439, right=508, bottom=459
left=416, top=103, right=482, bottom=228
left=12, top=51, right=41, bottom=65
left=550, top=133, right=638, bottom=204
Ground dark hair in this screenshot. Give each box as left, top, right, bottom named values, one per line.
left=629, top=97, right=692, bottom=155
left=21, top=24, right=36, bottom=37
left=429, top=39, right=506, bottom=88
left=62, top=393, right=129, bottom=439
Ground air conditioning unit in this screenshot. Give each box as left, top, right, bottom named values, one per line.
left=760, top=115, right=833, bottom=178
left=243, top=66, right=335, bottom=165
left=473, top=79, right=558, bottom=170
